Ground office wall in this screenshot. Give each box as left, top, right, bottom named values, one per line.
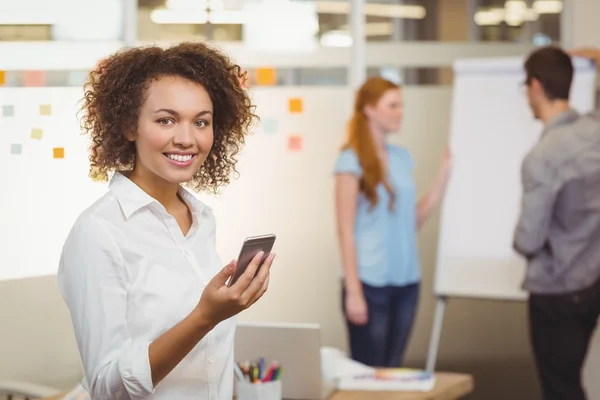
left=571, top=0, right=600, bottom=49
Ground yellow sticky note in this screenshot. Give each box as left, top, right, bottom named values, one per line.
left=40, top=104, right=52, bottom=116
left=0, top=71, right=6, bottom=86
left=30, top=128, right=43, bottom=140
left=288, top=98, right=303, bottom=113
left=256, top=68, right=277, bottom=86
left=53, top=147, right=64, bottom=159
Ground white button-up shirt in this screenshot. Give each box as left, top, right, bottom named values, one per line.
left=57, top=172, right=235, bottom=400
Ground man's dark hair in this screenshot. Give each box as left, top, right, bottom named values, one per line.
left=524, top=46, right=574, bottom=100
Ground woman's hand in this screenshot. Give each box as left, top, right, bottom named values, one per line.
left=569, top=48, right=600, bottom=68
left=195, top=252, right=275, bottom=328
left=345, top=290, right=368, bottom=326
left=439, top=145, right=452, bottom=184
left=417, top=146, right=453, bottom=229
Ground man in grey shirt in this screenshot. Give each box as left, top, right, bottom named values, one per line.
left=514, top=46, right=600, bottom=400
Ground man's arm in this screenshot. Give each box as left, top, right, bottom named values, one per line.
left=513, top=153, right=561, bottom=257
left=569, top=48, right=600, bottom=110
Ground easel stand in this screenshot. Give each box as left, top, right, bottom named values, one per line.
left=426, top=296, right=448, bottom=374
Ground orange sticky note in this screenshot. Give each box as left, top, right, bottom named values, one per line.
left=24, top=71, right=45, bottom=87
left=287, top=135, right=303, bottom=151
left=256, top=68, right=277, bottom=86
left=0, top=70, right=6, bottom=86
left=53, top=147, right=65, bottom=159
left=288, top=98, right=303, bottom=113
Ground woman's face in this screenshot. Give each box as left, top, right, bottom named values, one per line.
left=365, top=88, right=403, bottom=134
left=129, top=75, right=214, bottom=186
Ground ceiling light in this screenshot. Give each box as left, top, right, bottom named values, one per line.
left=165, top=0, right=224, bottom=11
left=151, top=8, right=244, bottom=24
left=315, top=1, right=426, bottom=19
left=474, top=9, right=504, bottom=25
left=474, top=4, right=539, bottom=26
left=504, top=0, right=527, bottom=12
left=320, top=30, right=352, bottom=48
left=532, top=0, right=563, bottom=14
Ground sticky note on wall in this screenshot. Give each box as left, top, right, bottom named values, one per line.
left=2, top=105, right=14, bottom=117
left=0, top=71, right=6, bottom=86
left=24, top=71, right=46, bottom=87
left=53, top=147, right=65, bottom=159
left=30, top=128, right=43, bottom=140
left=288, top=98, right=303, bottom=113
left=256, top=68, right=277, bottom=86
left=40, top=104, right=52, bottom=115
left=287, top=135, right=303, bottom=151
left=10, top=143, right=22, bottom=155
left=261, top=118, right=278, bottom=134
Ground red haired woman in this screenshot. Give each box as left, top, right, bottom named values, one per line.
left=334, top=77, right=451, bottom=367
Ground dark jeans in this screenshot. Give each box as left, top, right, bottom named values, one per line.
left=342, top=281, right=420, bottom=367
left=529, top=277, right=600, bottom=400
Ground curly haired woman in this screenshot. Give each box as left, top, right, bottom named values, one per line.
left=57, top=42, right=275, bottom=400
left=334, top=77, right=451, bottom=368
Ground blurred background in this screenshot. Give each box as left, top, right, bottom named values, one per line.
left=0, top=2, right=599, bottom=400
left=0, top=0, right=565, bottom=86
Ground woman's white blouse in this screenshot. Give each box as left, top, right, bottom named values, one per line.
left=57, top=172, right=236, bottom=400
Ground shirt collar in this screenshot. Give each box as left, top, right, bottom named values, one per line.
left=543, top=108, right=580, bottom=133
left=109, top=172, right=206, bottom=219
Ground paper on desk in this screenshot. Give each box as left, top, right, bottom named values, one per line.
left=320, top=347, right=374, bottom=380
left=338, top=368, right=436, bottom=392
left=320, top=347, right=435, bottom=392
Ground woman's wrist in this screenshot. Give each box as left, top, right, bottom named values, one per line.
left=344, top=277, right=363, bottom=296
left=189, top=308, right=216, bottom=335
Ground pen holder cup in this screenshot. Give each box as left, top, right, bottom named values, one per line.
left=237, top=380, right=282, bottom=400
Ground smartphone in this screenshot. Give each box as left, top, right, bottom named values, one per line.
left=227, top=234, right=276, bottom=287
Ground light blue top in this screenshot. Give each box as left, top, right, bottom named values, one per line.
left=334, top=144, right=420, bottom=287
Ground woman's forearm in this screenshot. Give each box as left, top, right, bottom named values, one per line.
left=417, top=174, right=448, bottom=229
left=339, top=231, right=362, bottom=295
left=148, top=309, right=214, bottom=387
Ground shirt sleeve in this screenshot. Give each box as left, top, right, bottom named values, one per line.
left=513, top=152, right=561, bottom=257
left=57, top=215, right=155, bottom=400
left=334, top=149, right=362, bottom=176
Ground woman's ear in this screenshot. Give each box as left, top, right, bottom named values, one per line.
left=124, top=130, right=137, bottom=142
left=363, top=104, right=374, bottom=119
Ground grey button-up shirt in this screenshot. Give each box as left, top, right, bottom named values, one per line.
left=514, top=108, right=600, bottom=294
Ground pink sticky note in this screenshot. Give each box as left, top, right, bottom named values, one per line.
left=24, top=71, right=46, bottom=87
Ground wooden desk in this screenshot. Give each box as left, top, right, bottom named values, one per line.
left=328, top=372, right=474, bottom=400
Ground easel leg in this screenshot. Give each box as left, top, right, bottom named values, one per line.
left=426, top=296, right=447, bottom=374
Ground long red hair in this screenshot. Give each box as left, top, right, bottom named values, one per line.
left=343, top=77, right=398, bottom=211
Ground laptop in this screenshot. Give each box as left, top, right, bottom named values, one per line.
left=234, top=321, right=323, bottom=399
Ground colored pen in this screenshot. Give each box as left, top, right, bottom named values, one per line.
left=273, top=366, right=282, bottom=381
left=234, top=363, right=244, bottom=381
left=263, top=362, right=278, bottom=382
left=259, top=358, right=265, bottom=380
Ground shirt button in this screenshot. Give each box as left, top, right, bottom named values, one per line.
left=208, top=357, right=214, bottom=363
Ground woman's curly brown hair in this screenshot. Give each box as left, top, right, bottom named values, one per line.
left=80, top=41, right=257, bottom=193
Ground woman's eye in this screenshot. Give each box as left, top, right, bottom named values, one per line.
left=158, top=118, right=174, bottom=125
left=195, top=120, right=209, bottom=128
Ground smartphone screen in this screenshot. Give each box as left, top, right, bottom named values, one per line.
left=227, top=234, right=276, bottom=287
